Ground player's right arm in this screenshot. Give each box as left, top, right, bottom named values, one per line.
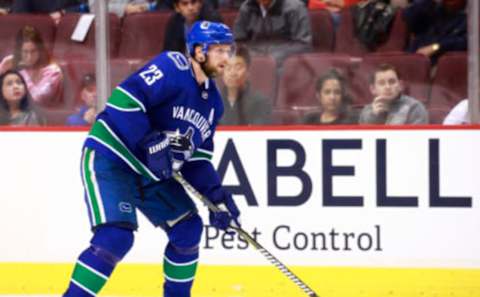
left=86, top=53, right=186, bottom=181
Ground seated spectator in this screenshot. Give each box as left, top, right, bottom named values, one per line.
left=163, top=0, right=222, bottom=54
left=0, top=70, right=43, bottom=126
left=359, top=63, right=428, bottom=124
left=403, top=0, right=467, bottom=64
left=66, top=73, right=97, bottom=126
left=233, top=0, right=312, bottom=65
left=308, top=0, right=360, bottom=28
left=11, top=0, right=90, bottom=25
left=0, top=0, right=12, bottom=15
left=303, top=69, right=358, bottom=125
left=0, top=26, right=63, bottom=108
left=88, top=0, right=161, bottom=18
left=443, top=99, right=469, bottom=125
left=220, top=45, right=272, bottom=125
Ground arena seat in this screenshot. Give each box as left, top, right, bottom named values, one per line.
left=376, top=10, right=408, bottom=53
left=40, top=108, right=76, bottom=126
left=60, top=59, right=140, bottom=109
left=309, top=9, right=334, bottom=52
left=249, top=55, right=277, bottom=102
left=276, top=53, right=361, bottom=111
left=272, top=109, right=304, bottom=125
left=428, top=52, right=468, bottom=123
left=350, top=53, right=431, bottom=106
left=118, top=12, right=172, bottom=59
left=53, top=13, right=120, bottom=61
left=0, top=14, right=55, bottom=59
left=334, top=9, right=407, bottom=56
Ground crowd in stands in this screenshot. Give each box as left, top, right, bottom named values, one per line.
left=0, top=0, right=473, bottom=127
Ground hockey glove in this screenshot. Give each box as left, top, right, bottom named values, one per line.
left=139, top=131, right=173, bottom=181
left=208, top=188, right=241, bottom=231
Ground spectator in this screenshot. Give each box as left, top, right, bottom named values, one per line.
left=359, top=63, right=428, bottom=124
left=88, top=0, right=161, bottom=18
left=66, top=73, right=97, bottom=126
left=0, top=26, right=63, bottom=108
left=163, top=0, right=222, bottom=54
left=233, top=0, right=312, bottom=64
left=11, top=0, right=90, bottom=25
left=403, top=0, right=467, bottom=64
left=443, top=99, right=469, bottom=125
left=220, top=45, right=272, bottom=125
left=0, top=0, right=12, bottom=15
left=303, top=69, right=358, bottom=125
left=0, top=69, right=43, bottom=126
left=308, top=0, right=361, bottom=28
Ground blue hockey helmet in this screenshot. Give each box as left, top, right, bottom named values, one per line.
left=186, top=21, right=234, bottom=57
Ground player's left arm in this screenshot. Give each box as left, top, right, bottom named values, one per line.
left=180, top=137, right=241, bottom=230
left=97, top=53, right=184, bottom=181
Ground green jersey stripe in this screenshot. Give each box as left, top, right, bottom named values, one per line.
left=191, top=149, right=212, bottom=160
left=88, top=120, right=159, bottom=181
left=116, top=87, right=146, bottom=112
left=82, top=149, right=103, bottom=225
left=163, top=256, right=198, bottom=281
left=72, top=261, right=108, bottom=293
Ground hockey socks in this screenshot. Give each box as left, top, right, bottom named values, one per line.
left=163, top=213, right=203, bottom=297
left=163, top=242, right=199, bottom=297
left=63, top=226, right=134, bottom=297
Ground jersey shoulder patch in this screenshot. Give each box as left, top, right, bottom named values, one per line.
left=153, top=51, right=190, bottom=73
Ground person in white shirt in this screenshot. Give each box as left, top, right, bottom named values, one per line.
left=443, top=99, right=469, bottom=125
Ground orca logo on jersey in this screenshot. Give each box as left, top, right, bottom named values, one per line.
left=166, top=127, right=196, bottom=171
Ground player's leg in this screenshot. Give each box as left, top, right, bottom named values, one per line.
left=136, top=178, right=202, bottom=297
left=63, top=148, right=139, bottom=297
left=63, top=225, right=134, bottom=296
left=163, top=213, right=203, bottom=297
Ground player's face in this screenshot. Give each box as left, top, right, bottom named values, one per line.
left=21, top=41, right=40, bottom=68
left=370, top=69, right=402, bottom=101
left=204, top=44, right=234, bottom=77
left=223, top=56, right=248, bottom=89
left=2, top=73, right=26, bottom=104
left=175, top=0, right=202, bottom=23
left=317, top=78, right=342, bottom=113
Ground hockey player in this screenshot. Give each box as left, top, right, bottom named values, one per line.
left=62, top=21, right=241, bottom=297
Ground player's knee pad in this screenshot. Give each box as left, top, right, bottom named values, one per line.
left=90, top=225, right=134, bottom=264
left=167, top=213, right=203, bottom=255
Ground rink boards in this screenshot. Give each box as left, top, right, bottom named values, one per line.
left=0, top=126, right=479, bottom=296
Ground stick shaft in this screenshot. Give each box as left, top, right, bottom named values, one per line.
left=173, top=173, right=319, bottom=297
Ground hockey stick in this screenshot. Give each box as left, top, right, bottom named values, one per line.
left=173, top=172, right=319, bottom=297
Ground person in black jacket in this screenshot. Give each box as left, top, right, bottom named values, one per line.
left=403, top=0, right=467, bottom=64
left=163, top=0, right=222, bottom=54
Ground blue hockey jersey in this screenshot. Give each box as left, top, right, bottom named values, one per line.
left=84, top=51, right=225, bottom=198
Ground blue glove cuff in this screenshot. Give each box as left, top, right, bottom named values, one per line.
left=139, top=131, right=173, bottom=180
